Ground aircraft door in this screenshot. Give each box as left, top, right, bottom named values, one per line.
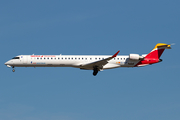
left=22, top=56, right=28, bottom=64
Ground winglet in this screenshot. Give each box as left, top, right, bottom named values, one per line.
left=112, top=50, right=120, bottom=58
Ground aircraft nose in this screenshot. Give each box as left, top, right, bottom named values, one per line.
left=5, top=60, right=13, bottom=67
left=5, top=61, right=8, bottom=65
left=5, top=60, right=12, bottom=65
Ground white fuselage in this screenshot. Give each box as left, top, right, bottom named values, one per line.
left=4, top=43, right=171, bottom=76
left=5, top=55, right=140, bottom=70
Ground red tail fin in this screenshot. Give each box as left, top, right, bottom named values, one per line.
left=145, top=43, right=171, bottom=59
left=135, top=43, right=171, bottom=67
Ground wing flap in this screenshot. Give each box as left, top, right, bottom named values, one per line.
left=81, top=51, right=120, bottom=70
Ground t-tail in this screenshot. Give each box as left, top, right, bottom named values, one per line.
left=136, top=43, right=171, bottom=67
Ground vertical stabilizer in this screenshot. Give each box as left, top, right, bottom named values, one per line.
left=135, top=43, right=171, bottom=67
left=145, top=43, right=171, bottom=59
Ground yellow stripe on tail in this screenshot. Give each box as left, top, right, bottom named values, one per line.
left=152, top=43, right=171, bottom=51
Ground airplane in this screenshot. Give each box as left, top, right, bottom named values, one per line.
left=5, top=43, right=171, bottom=76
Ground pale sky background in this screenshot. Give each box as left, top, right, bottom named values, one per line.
left=0, top=0, right=180, bottom=120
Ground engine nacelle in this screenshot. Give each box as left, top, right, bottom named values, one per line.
left=129, top=54, right=144, bottom=60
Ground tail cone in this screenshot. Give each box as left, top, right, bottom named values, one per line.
left=159, top=59, right=163, bottom=62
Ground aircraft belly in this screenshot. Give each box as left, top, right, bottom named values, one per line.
left=103, top=64, right=120, bottom=69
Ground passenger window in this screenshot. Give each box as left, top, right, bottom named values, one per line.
left=44, top=58, right=46, bottom=59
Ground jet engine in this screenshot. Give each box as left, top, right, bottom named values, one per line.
left=129, top=54, right=144, bottom=60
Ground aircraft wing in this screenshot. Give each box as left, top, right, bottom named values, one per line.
left=81, top=51, right=120, bottom=70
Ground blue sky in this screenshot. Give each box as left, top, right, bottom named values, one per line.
left=1, top=0, right=180, bottom=120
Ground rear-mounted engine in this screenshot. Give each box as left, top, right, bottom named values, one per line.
left=129, top=54, right=144, bottom=60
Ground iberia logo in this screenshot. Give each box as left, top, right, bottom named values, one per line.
left=31, top=61, right=36, bottom=64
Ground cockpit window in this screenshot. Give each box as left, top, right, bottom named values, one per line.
left=12, top=57, right=20, bottom=59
